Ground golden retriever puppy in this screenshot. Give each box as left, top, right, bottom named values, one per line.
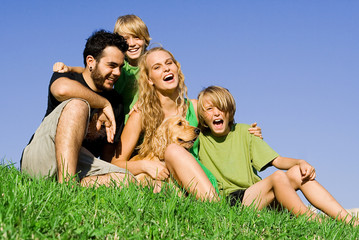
left=131, top=115, right=200, bottom=189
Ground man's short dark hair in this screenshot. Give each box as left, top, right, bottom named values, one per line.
left=83, top=29, right=129, bottom=66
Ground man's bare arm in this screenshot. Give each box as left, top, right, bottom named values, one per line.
left=51, top=77, right=116, bottom=143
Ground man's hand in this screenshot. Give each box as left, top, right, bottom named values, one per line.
left=96, top=104, right=116, bottom=143
left=53, top=62, right=69, bottom=73
left=298, top=160, right=316, bottom=181
left=248, top=122, right=263, bottom=139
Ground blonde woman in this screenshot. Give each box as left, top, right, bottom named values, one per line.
left=112, top=47, right=261, bottom=201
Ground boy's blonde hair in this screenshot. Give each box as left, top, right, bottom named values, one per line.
left=197, top=86, right=236, bottom=132
left=114, top=14, right=151, bottom=48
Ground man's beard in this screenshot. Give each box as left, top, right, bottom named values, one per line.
left=91, top=65, right=109, bottom=91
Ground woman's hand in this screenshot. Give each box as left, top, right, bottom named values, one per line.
left=143, top=160, right=170, bottom=180
left=248, top=122, right=263, bottom=139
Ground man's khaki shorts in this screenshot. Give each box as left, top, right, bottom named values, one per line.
left=21, top=99, right=128, bottom=180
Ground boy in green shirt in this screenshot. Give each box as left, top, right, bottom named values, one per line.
left=197, top=86, right=357, bottom=225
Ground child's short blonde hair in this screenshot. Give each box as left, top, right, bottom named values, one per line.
left=197, top=86, right=236, bottom=132
left=114, top=15, right=151, bottom=48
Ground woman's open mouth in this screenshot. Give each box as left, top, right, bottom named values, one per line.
left=163, top=73, right=174, bottom=81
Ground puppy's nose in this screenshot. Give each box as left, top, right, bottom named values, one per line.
left=195, top=128, right=200, bottom=134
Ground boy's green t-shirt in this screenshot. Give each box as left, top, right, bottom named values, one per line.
left=199, top=123, right=279, bottom=196
left=114, top=60, right=139, bottom=123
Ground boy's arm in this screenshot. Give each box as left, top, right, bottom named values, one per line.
left=53, top=62, right=84, bottom=73
left=272, top=156, right=316, bottom=181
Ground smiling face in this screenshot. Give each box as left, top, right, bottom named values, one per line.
left=201, top=96, right=231, bottom=137
left=146, top=50, right=179, bottom=93
left=113, top=15, right=151, bottom=66
left=122, top=33, right=146, bottom=65
left=90, top=46, right=125, bottom=91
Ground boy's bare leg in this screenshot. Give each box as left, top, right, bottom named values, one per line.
left=55, top=99, right=88, bottom=183
left=286, top=166, right=358, bottom=225
left=164, top=144, right=219, bottom=202
left=243, top=170, right=317, bottom=219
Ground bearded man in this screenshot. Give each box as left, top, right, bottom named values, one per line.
left=21, top=30, right=133, bottom=186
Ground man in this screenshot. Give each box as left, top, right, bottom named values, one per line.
left=21, top=30, right=133, bottom=186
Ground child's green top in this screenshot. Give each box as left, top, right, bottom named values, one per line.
left=114, top=60, right=139, bottom=123
left=186, top=100, right=219, bottom=193
left=199, top=123, right=279, bottom=196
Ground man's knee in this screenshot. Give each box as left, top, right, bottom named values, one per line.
left=62, top=99, right=89, bottom=118
left=57, top=99, right=90, bottom=131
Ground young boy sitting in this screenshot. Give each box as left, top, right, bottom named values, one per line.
left=197, top=85, right=358, bottom=225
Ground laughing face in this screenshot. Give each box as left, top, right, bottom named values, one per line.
left=122, top=33, right=146, bottom=65
left=146, top=50, right=179, bottom=93
left=201, top=96, right=231, bottom=137
left=90, top=46, right=125, bottom=91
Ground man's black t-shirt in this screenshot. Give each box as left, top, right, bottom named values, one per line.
left=45, top=72, right=124, bottom=157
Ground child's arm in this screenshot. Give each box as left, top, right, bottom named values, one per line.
left=272, top=156, right=316, bottom=181
left=53, top=62, right=84, bottom=73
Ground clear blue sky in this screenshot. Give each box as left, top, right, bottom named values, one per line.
left=1, top=1, right=358, bottom=209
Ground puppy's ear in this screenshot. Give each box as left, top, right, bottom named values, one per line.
left=152, top=122, right=169, bottom=160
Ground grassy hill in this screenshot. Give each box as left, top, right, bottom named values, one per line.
left=1, top=162, right=358, bottom=239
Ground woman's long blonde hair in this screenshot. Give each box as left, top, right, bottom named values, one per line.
left=137, top=47, right=189, bottom=147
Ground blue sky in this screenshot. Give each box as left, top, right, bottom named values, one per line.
left=1, top=1, right=358, bottom=209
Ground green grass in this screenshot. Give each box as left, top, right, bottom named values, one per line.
left=1, top=161, right=358, bottom=239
